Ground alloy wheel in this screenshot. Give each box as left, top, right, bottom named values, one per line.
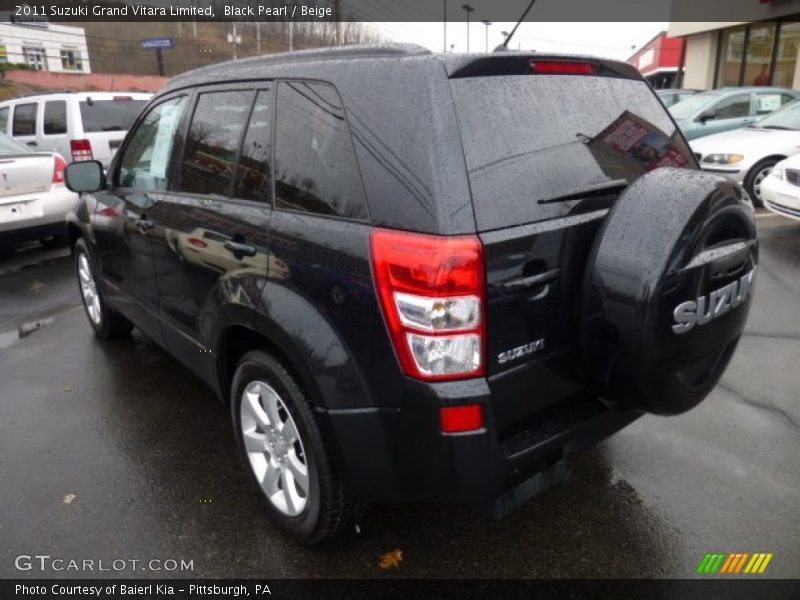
left=77, top=252, right=102, bottom=326
left=240, top=380, right=310, bottom=517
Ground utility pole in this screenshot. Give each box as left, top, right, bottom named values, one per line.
left=482, top=20, right=491, bottom=52
left=334, top=0, right=341, bottom=45
left=289, top=20, right=294, bottom=51
left=228, top=23, right=241, bottom=60
left=443, top=0, right=447, bottom=53
left=461, top=5, right=474, bottom=53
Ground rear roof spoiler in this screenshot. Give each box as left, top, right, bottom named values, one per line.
left=444, top=53, right=642, bottom=81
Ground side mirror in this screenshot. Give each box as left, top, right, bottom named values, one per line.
left=697, top=110, right=717, bottom=123
left=65, top=160, right=106, bottom=193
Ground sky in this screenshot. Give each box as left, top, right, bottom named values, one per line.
left=368, top=22, right=668, bottom=61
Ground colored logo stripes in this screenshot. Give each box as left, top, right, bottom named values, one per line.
left=697, top=552, right=773, bottom=574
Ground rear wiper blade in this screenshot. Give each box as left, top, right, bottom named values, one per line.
left=537, top=179, right=629, bottom=205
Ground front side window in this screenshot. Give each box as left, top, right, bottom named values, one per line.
left=119, top=96, right=187, bottom=191
left=713, top=94, right=751, bottom=119
left=43, top=101, right=67, bottom=135
left=274, top=80, right=367, bottom=220
left=12, top=103, right=37, bottom=136
left=179, top=90, right=254, bottom=197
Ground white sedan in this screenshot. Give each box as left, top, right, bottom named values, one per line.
left=0, top=132, right=77, bottom=248
left=690, top=99, right=800, bottom=206
left=761, top=154, right=800, bottom=220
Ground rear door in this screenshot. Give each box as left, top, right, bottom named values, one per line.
left=449, top=62, right=696, bottom=438
left=41, top=99, right=70, bottom=159
left=149, top=85, right=273, bottom=384
left=10, top=101, right=40, bottom=150
left=92, top=94, right=188, bottom=344
left=77, top=95, right=150, bottom=167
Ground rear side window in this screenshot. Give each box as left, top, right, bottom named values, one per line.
left=119, top=96, right=186, bottom=191
left=274, top=80, right=367, bottom=220
left=234, top=89, right=272, bottom=202
left=79, top=99, right=147, bottom=133
left=0, top=107, right=8, bottom=133
left=179, top=90, right=254, bottom=197
left=450, top=75, right=695, bottom=230
left=12, top=103, right=37, bottom=136
left=43, top=101, right=67, bottom=135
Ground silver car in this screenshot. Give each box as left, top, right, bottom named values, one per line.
left=690, top=98, right=800, bottom=205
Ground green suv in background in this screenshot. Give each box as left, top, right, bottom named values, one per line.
left=670, top=87, right=800, bottom=140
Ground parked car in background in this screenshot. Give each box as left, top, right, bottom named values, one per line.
left=761, top=154, right=800, bottom=219
left=0, top=132, right=76, bottom=247
left=669, top=87, right=799, bottom=140
left=691, top=98, right=800, bottom=205
left=656, top=88, right=700, bottom=108
left=0, top=92, right=151, bottom=167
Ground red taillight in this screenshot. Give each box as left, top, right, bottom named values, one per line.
left=440, top=404, right=484, bottom=433
left=70, top=139, right=93, bottom=162
left=187, top=237, right=208, bottom=248
left=52, top=155, right=66, bottom=185
left=530, top=60, right=597, bottom=75
left=370, top=228, right=485, bottom=382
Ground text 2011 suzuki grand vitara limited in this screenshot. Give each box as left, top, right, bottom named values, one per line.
left=64, top=46, right=758, bottom=543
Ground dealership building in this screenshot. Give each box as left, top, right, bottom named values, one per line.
left=668, top=0, right=800, bottom=90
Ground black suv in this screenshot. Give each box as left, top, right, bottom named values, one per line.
left=65, top=45, right=758, bottom=543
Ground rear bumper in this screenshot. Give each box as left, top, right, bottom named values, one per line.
left=0, top=187, right=77, bottom=237
left=324, top=378, right=641, bottom=504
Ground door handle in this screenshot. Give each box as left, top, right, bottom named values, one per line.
left=224, top=240, right=257, bottom=257
left=26, top=141, right=37, bottom=147
left=135, top=217, right=154, bottom=231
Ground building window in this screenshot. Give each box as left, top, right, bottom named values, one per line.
left=23, top=47, right=47, bottom=71
left=773, top=22, right=800, bottom=88
left=745, top=22, right=777, bottom=86
left=60, top=49, right=83, bottom=72
left=716, top=26, right=746, bottom=87
left=715, top=21, right=800, bottom=89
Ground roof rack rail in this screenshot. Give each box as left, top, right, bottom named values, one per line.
left=14, top=89, right=79, bottom=98
left=178, top=43, right=432, bottom=79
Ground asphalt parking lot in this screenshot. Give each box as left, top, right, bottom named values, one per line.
left=0, top=210, right=798, bottom=579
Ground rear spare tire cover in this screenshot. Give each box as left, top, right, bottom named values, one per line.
left=581, top=168, right=758, bottom=415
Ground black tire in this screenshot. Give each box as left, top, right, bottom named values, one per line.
left=231, top=349, right=362, bottom=544
left=73, top=238, right=134, bottom=339
left=40, top=232, right=69, bottom=249
left=744, top=158, right=780, bottom=208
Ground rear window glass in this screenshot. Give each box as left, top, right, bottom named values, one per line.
left=79, top=99, right=147, bottom=133
left=12, top=103, right=37, bottom=136
left=451, top=75, right=695, bottom=230
left=44, top=100, right=67, bottom=135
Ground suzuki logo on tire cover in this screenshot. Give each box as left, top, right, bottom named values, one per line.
left=672, top=268, right=756, bottom=334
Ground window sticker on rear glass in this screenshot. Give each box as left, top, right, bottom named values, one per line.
left=587, top=111, right=689, bottom=177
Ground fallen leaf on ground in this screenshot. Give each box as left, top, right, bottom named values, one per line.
left=378, top=549, right=403, bottom=569
left=63, top=493, right=77, bottom=504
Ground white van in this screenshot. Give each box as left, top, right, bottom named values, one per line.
left=0, top=92, right=151, bottom=167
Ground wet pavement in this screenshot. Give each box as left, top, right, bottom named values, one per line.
left=0, top=212, right=798, bottom=579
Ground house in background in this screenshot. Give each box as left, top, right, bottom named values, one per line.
left=0, top=19, right=91, bottom=74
